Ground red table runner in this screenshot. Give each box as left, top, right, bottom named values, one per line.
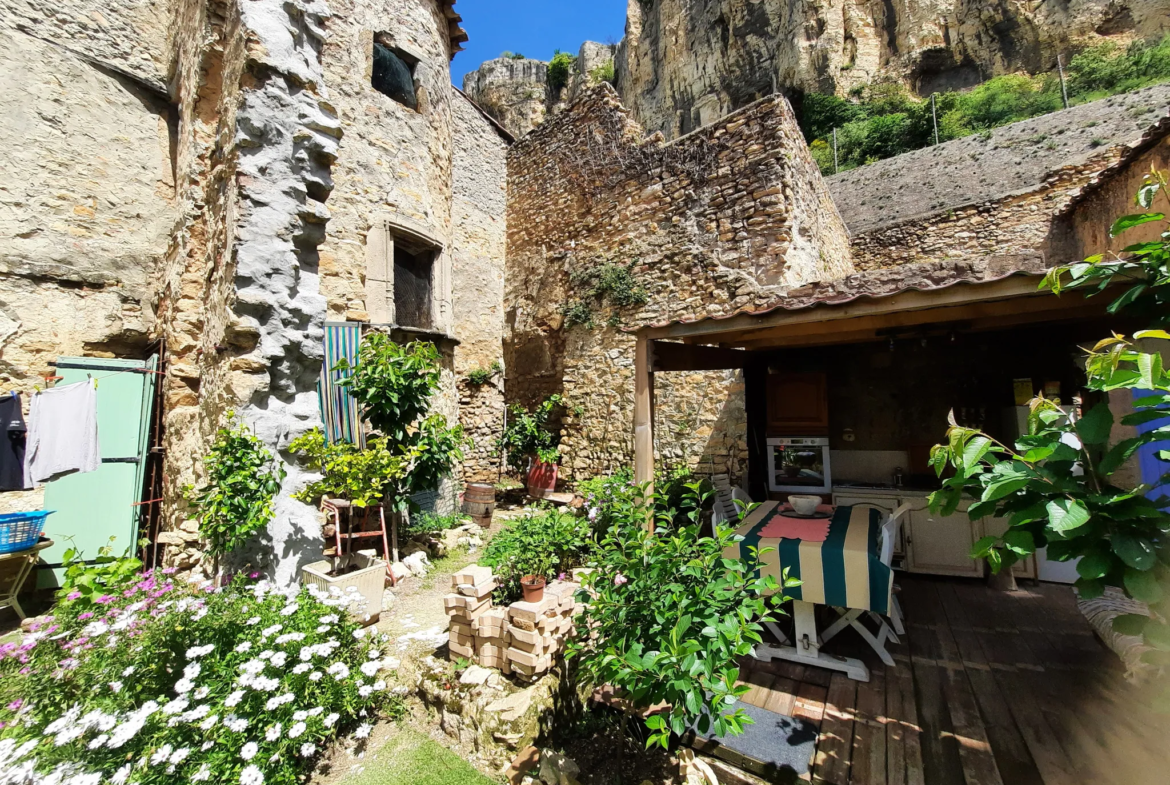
left=757, top=504, right=833, bottom=542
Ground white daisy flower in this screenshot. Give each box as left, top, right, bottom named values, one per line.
left=241, top=741, right=259, bottom=760
left=288, top=721, right=307, bottom=739
left=191, top=763, right=211, bottom=782
left=324, top=712, right=340, bottom=728
left=353, top=723, right=372, bottom=739
left=309, top=671, right=323, bottom=682
left=240, top=764, right=264, bottom=785
left=265, top=723, right=282, bottom=742
left=109, top=681, right=123, bottom=693
left=300, top=742, right=317, bottom=757
left=151, top=743, right=174, bottom=765
left=360, top=661, right=380, bottom=678
left=235, top=642, right=253, bottom=653
left=225, top=690, right=245, bottom=708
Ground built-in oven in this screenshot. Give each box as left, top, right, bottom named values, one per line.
left=766, top=437, right=832, bottom=495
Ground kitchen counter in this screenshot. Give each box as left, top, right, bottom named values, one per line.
left=832, top=483, right=937, bottom=496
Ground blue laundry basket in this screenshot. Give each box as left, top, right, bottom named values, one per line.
left=0, top=511, right=53, bottom=554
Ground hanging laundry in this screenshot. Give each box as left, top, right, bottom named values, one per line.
left=317, top=321, right=365, bottom=447
left=0, top=392, right=29, bottom=491
left=24, top=379, right=100, bottom=485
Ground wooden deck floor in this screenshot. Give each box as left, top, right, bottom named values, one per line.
left=735, top=574, right=1170, bottom=785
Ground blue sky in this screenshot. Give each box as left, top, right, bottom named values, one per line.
left=450, top=1, right=628, bottom=86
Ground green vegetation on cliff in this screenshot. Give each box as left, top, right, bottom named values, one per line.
left=802, top=35, right=1170, bottom=175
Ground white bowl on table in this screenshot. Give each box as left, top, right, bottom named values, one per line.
left=788, top=495, right=821, bottom=516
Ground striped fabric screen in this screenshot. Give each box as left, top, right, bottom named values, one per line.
left=317, top=322, right=365, bottom=447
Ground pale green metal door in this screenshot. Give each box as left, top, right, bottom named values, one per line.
left=38, top=356, right=157, bottom=588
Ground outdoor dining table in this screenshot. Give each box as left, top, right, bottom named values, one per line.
left=724, top=501, right=893, bottom=682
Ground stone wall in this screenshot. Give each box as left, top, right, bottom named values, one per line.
left=1060, top=133, right=1170, bottom=261
left=451, top=93, right=508, bottom=482
left=505, top=85, right=851, bottom=483
left=617, top=0, right=1170, bottom=140
left=0, top=5, right=178, bottom=515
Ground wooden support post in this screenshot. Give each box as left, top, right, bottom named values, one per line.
left=634, top=335, right=655, bottom=529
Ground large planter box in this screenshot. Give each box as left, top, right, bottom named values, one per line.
left=302, top=550, right=384, bottom=625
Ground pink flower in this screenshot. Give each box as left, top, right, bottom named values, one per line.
left=614, top=573, right=628, bottom=586
left=78, top=612, right=94, bottom=620
left=66, top=591, right=81, bottom=600
left=7, top=699, right=23, bottom=711
left=95, top=595, right=114, bottom=605
left=162, top=567, right=177, bottom=575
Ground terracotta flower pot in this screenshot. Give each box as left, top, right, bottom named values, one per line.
left=526, top=459, right=559, bottom=498
left=520, top=574, right=546, bottom=603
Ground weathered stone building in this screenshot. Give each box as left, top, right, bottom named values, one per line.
left=504, top=85, right=853, bottom=482
left=2, top=0, right=509, bottom=583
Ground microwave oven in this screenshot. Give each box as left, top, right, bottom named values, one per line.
left=766, top=437, right=831, bottom=494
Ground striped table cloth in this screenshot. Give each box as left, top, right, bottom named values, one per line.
left=725, top=502, right=893, bottom=614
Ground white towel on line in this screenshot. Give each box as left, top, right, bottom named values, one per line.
left=24, top=379, right=101, bottom=485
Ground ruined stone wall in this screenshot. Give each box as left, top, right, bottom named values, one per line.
left=617, top=0, right=1170, bottom=140
left=506, top=86, right=851, bottom=483
left=451, top=93, right=508, bottom=483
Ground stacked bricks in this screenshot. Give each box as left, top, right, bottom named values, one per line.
left=505, top=579, right=579, bottom=680
left=445, top=565, right=496, bottom=660
left=443, top=565, right=581, bottom=679
left=473, top=607, right=511, bottom=673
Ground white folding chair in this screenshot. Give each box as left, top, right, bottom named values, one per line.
left=820, top=503, right=911, bottom=666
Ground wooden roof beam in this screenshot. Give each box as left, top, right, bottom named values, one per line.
left=639, top=275, right=1046, bottom=342
left=650, top=341, right=749, bottom=372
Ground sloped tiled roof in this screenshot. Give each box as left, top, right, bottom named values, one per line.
left=827, top=84, right=1170, bottom=235
left=641, top=258, right=1049, bottom=333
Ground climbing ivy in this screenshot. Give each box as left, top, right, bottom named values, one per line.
left=562, top=261, right=648, bottom=330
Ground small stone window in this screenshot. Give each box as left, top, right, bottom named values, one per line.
left=372, top=41, right=418, bottom=110
left=392, top=240, right=434, bottom=330
left=365, top=219, right=444, bottom=332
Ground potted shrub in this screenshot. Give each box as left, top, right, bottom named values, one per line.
left=291, top=336, right=467, bottom=572
left=500, top=394, right=565, bottom=498
left=479, top=509, right=590, bottom=602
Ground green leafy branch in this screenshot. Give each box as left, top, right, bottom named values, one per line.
left=928, top=170, right=1170, bottom=706
left=186, top=413, right=286, bottom=561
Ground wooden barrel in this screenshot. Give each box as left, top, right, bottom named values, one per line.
left=464, top=483, right=496, bottom=505
left=463, top=483, right=496, bottom=524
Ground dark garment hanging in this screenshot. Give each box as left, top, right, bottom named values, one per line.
left=0, top=393, right=27, bottom=491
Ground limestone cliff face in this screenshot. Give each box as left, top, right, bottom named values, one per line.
left=618, top=0, right=1170, bottom=138
left=462, top=57, right=549, bottom=138
left=462, top=41, right=618, bottom=138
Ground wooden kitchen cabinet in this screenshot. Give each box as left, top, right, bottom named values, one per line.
left=766, top=372, right=828, bottom=434
left=903, top=505, right=983, bottom=578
